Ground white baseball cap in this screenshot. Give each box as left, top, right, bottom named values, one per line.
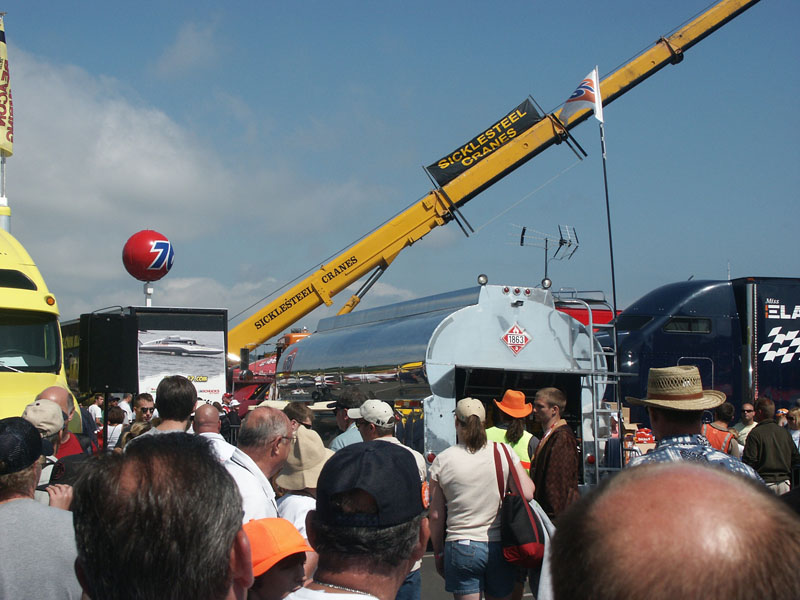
left=348, top=399, right=395, bottom=427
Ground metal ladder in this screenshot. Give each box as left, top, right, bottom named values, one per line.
left=555, top=296, right=626, bottom=484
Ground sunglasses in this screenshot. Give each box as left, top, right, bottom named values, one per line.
left=139, top=407, right=155, bottom=414
left=742, top=409, right=755, bottom=413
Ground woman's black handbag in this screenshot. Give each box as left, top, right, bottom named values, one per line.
left=493, top=442, right=545, bottom=567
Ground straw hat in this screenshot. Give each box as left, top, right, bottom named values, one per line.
left=274, top=426, right=333, bottom=491
left=626, top=366, right=725, bottom=411
left=494, top=389, right=532, bottom=418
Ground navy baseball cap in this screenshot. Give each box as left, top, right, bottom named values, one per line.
left=316, top=442, right=428, bottom=528
left=0, top=417, right=46, bottom=475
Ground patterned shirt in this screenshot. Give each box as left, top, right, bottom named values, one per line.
left=627, top=434, right=763, bottom=482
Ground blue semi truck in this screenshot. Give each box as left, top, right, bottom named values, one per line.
left=600, top=277, right=800, bottom=424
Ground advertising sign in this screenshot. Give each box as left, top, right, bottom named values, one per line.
left=133, top=308, right=227, bottom=403
left=426, top=98, right=542, bottom=188
left=754, top=280, right=800, bottom=403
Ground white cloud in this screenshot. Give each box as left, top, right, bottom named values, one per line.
left=153, top=21, right=220, bottom=79
left=6, top=49, right=376, bottom=324
left=368, top=282, right=417, bottom=301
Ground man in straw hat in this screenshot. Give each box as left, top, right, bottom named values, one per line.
left=626, top=366, right=761, bottom=481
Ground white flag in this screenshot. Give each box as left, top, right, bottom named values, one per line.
left=559, top=66, right=603, bottom=124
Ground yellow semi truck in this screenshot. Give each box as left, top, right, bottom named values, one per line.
left=0, top=228, right=70, bottom=418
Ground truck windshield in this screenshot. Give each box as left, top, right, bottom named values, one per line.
left=0, top=309, right=61, bottom=373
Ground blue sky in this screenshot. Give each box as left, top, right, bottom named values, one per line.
left=3, top=1, right=798, bottom=352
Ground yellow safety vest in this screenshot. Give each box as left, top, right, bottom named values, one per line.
left=486, top=426, right=533, bottom=469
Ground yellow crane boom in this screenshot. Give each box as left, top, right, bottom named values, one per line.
left=228, top=0, right=761, bottom=354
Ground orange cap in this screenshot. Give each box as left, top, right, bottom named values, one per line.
left=243, top=518, right=313, bottom=576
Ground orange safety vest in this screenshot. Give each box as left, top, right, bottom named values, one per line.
left=701, top=423, right=735, bottom=454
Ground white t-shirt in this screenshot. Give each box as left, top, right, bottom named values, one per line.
left=429, top=442, right=519, bottom=542
left=277, top=493, right=316, bottom=539
left=286, top=586, right=377, bottom=599
left=88, top=404, right=102, bottom=428
left=118, top=401, right=133, bottom=425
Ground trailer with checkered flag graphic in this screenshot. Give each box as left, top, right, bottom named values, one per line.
left=600, top=277, right=800, bottom=427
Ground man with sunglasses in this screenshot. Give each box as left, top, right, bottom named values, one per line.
left=113, top=393, right=156, bottom=450
left=227, top=406, right=293, bottom=523
left=733, top=403, right=757, bottom=448
left=132, top=393, right=155, bottom=423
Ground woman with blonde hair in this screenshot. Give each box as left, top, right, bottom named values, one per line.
left=429, top=398, right=535, bottom=600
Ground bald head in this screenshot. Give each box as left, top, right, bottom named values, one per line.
left=551, top=464, right=800, bottom=599
left=36, top=386, right=73, bottom=418
left=193, top=404, right=221, bottom=434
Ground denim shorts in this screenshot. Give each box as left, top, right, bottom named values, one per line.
left=444, top=539, right=516, bottom=597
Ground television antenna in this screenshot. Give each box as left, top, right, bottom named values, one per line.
left=513, top=224, right=579, bottom=289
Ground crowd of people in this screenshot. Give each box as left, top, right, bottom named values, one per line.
left=1, top=365, right=799, bottom=599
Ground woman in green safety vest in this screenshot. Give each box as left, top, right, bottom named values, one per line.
left=485, top=390, right=539, bottom=470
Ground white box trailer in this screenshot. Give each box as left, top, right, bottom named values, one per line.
left=275, top=283, right=620, bottom=488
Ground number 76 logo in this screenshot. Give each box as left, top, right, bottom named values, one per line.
left=148, top=240, right=174, bottom=272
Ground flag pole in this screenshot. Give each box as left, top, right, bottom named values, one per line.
left=599, top=122, right=617, bottom=320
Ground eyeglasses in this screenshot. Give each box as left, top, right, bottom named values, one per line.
left=280, top=435, right=296, bottom=445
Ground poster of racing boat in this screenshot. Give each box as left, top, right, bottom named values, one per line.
left=134, top=308, right=227, bottom=403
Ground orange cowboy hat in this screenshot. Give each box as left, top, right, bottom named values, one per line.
left=494, top=389, right=532, bottom=418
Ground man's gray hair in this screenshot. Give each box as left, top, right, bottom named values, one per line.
left=238, top=407, right=290, bottom=449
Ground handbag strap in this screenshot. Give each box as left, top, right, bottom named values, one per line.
left=498, top=442, right=538, bottom=524
left=493, top=442, right=506, bottom=499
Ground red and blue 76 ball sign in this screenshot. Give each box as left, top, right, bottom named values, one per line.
left=122, top=230, right=175, bottom=282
